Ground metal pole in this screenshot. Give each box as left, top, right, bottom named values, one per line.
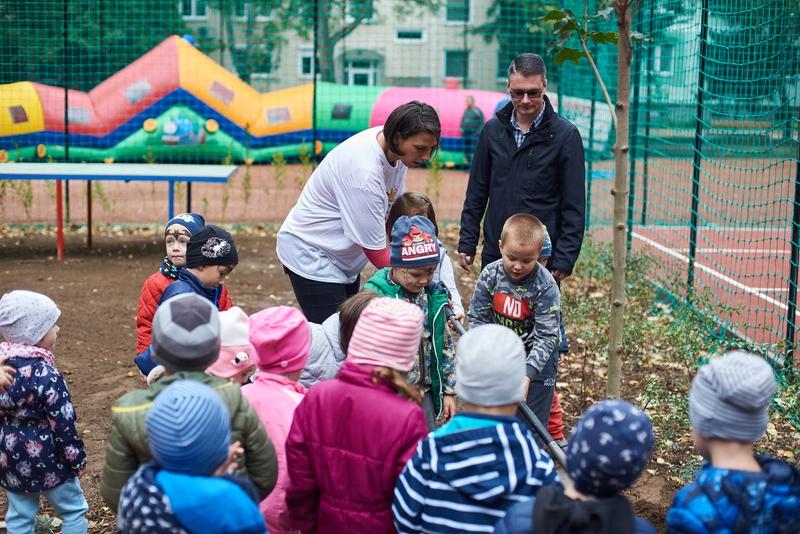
left=641, top=1, right=655, bottom=225
left=586, top=71, right=598, bottom=229
left=312, top=0, right=319, bottom=162
left=63, top=0, right=70, bottom=223
left=627, top=6, right=644, bottom=252
left=186, top=182, right=192, bottom=212
left=688, top=0, right=709, bottom=299
left=785, top=107, right=800, bottom=365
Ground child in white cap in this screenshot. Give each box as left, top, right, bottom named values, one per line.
left=0, top=290, right=89, bottom=533
left=393, top=324, right=558, bottom=533
left=207, top=307, right=257, bottom=385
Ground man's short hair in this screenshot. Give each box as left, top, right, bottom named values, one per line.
left=508, top=53, right=547, bottom=79
left=500, top=213, right=545, bottom=246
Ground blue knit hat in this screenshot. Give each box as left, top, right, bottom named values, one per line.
left=540, top=227, right=552, bottom=258
left=165, top=212, right=205, bottom=236
left=146, top=380, right=230, bottom=476
left=567, top=399, right=654, bottom=497
left=390, top=215, right=440, bottom=268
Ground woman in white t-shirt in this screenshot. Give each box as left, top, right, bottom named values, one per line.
left=277, top=102, right=441, bottom=322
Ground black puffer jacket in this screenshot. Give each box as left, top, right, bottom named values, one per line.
left=458, top=97, right=585, bottom=274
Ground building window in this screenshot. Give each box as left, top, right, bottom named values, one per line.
left=345, top=60, right=379, bottom=86
left=396, top=29, right=424, bottom=43
left=445, top=50, right=469, bottom=79
left=654, top=44, right=674, bottom=74
left=181, top=0, right=207, bottom=20
left=446, top=0, right=469, bottom=22
left=233, top=0, right=246, bottom=20
left=299, top=48, right=317, bottom=78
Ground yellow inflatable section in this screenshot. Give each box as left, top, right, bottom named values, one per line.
left=176, top=37, right=313, bottom=136
left=251, top=84, right=313, bottom=137
left=0, top=82, right=44, bottom=136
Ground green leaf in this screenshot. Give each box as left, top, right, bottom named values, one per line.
left=630, top=31, right=651, bottom=43
left=554, top=47, right=584, bottom=65
left=597, top=5, right=615, bottom=20
left=542, top=9, right=566, bottom=22
left=590, top=31, right=619, bottom=45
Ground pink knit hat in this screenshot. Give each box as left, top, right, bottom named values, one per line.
left=207, top=307, right=256, bottom=379
left=249, top=306, right=311, bottom=374
left=347, top=297, right=424, bottom=372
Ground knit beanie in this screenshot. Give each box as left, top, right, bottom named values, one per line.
left=185, top=224, right=238, bottom=268
left=0, top=290, right=61, bottom=345
left=541, top=227, right=552, bottom=258
left=165, top=212, right=205, bottom=236
left=146, top=380, right=230, bottom=476
left=390, top=215, right=440, bottom=268
left=347, top=297, right=424, bottom=372
left=249, top=306, right=311, bottom=374
left=207, top=307, right=256, bottom=379
left=689, top=350, right=775, bottom=442
left=567, top=399, right=654, bottom=497
left=455, top=324, right=526, bottom=406
left=152, top=293, right=221, bottom=372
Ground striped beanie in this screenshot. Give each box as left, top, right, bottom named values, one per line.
left=146, top=380, right=230, bottom=476
left=347, top=297, right=424, bottom=372
left=689, top=350, right=775, bottom=442
left=0, top=290, right=60, bottom=345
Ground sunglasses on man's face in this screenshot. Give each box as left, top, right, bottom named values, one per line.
left=509, top=89, right=544, bottom=100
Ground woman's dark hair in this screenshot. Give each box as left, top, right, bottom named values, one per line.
left=386, top=191, right=439, bottom=237
left=383, top=101, right=441, bottom=156
left=338, top=291, right=380, bottom=356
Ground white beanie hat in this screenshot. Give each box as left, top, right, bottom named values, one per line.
left=207, top=307, right=256, bottom=379
left=0, top=290, right=61, bottom=345
left=455, top=324, right=527, bottom=406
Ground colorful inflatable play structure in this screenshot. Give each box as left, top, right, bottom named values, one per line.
left=0, top=35, right=505, bottom=166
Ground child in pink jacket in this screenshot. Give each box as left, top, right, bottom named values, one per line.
left=241, top=306, right=311, bottom=534
left=285, top=298, right=430, bottom=534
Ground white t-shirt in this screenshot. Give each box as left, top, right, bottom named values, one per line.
left=277, top=127, right=407, bottom=283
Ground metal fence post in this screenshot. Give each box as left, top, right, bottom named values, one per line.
left=586, top=69, right=597, bottom=229
left=627, top=4, right=644, bottom=252
left=641, top=0, right=655, bottom=225
left=688, top=0, right=709, bottom=300
left=785, top=108, right=800, bottom=366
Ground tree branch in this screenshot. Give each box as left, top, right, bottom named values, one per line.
left=331, top=18, right=362, bottom=43
left=579, top=37, right=618, bottom=130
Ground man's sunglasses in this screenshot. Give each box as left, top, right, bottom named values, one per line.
left=509, top=89, right=544, bottom=100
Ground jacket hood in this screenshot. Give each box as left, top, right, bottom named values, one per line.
left=429, top=416, right=542, bottom=503
left=694, top=454, right=800, bottom=526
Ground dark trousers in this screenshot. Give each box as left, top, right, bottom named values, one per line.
left=517, top=350, right=558, bottom=440
left=284, top=266, right=360, bottom=323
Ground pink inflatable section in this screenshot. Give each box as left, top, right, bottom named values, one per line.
left=369, top=87, right=503, bottom=138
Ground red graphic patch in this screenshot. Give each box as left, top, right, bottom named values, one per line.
left=492, top=292, right=532, bottom=321
left=400, top=226, right=438, bottom=262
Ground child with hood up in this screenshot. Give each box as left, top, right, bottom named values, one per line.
left=241, top=306, right=311, bottom=533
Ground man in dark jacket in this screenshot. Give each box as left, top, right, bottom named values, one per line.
left=458, top=53, right=585, bottom=280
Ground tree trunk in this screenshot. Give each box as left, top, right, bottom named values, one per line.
left=316, top=0, right=336, bottom=82
left=607, top=1, right=633, bottom=398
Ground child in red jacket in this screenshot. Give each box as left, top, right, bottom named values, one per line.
left=285, top=297, right=429, bottom=534
left=135, top=213, right=233, bottom=355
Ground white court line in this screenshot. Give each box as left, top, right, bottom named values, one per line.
left=670, top=248, right=790, bottom=254
left=752, top=288, right=791, bottom=292
left=632, top=231, right=796, bottom=316
left=634, top=225, right=787, bottom=232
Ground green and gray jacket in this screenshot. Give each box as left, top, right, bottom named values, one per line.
left=100, top=371, right=278, bottom=510
left=363, top=268, right=455, bottom=417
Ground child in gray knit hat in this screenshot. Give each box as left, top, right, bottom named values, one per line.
left=667, top=350, right=800, bottom=533
left=393, top=324, right=558, bottom=533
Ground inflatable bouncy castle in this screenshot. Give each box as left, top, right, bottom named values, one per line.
left=0, top=36, right=505, bottom=165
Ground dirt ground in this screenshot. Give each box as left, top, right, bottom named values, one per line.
left=0, top=228, right=674, bottom=532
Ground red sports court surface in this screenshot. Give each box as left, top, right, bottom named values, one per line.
left=629, top=225, right=795, bottom=352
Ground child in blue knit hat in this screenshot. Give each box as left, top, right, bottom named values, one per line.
left=363, top=215, right=456, bottom=429
left=117, top=380, right=266, bottom=534
left=495, top=399, right=656, bottom=534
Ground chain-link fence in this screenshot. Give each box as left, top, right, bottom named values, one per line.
left=1, top=0, right=799, bottom=359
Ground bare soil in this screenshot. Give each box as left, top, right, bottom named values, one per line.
left=0, top=227, right=673, bottom=532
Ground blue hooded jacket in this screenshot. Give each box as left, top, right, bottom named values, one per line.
left=666, top=454, right=800, bottom=533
